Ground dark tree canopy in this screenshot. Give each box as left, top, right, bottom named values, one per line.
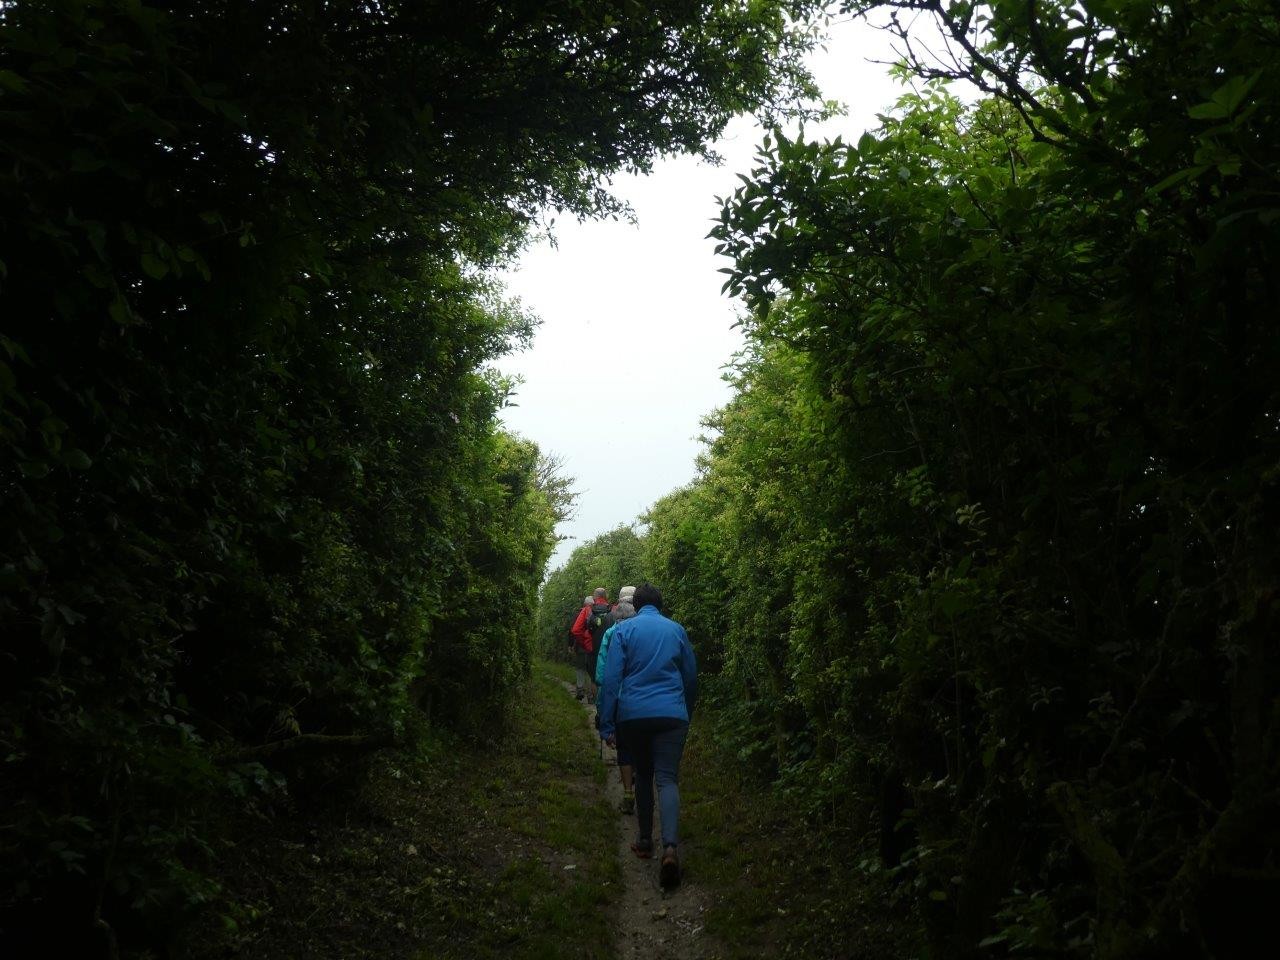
left=0, top=2, right=818, bottom=954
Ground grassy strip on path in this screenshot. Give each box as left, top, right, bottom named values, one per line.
left=185, top=663, right=617, bottom=960
left=679, top=720, right=925, bottom=960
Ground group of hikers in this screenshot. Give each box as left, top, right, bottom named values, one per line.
left=566, top=583, right=697, bottom=889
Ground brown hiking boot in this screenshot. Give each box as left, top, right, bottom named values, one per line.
left=659, top=845, right=680, bottom=888
left=618, top=792, right=635, bottom=815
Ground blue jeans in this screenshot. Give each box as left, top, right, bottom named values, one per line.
left=617, top=717, right=689, bottom=847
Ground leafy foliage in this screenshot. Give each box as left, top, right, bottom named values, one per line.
left=0, top=1, right=818, bottom=953
left=636, top=3, right=1280, bottom=957
left=536, top=526, right=647, bottom=657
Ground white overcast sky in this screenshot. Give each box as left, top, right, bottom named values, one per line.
left=496, top=13, right=938, bottom=571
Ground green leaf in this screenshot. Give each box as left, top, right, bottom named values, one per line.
left=1186, top=101, right=1230, bottom=121
left=62, top=449, right=92, bottom=470
left=1213, top=70, right=1262, bottom=114
left=0, top=69, right=29, bottom=93
left=1188, top=70, right=1263, bottom=121
left=108, top=296, right=135, bottom=326
left=57, top=604, right=85, bottom=625
left=140, top=252, right=169, bottom=279
left=1149, top=164, right=1209, bottom=193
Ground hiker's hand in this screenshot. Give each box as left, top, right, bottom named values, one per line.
left=606, top=734, right=616, bottom=748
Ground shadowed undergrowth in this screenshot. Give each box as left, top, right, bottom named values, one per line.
left=183, top=667, right=617, bottom=960
left=680, top=718, right=924, bottom=960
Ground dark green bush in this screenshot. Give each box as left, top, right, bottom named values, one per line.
left=0, top=2, right=818, bottom=953
left=536, top=526, right=647, bottom=659
left=638, top=3, right=1280, bottom=956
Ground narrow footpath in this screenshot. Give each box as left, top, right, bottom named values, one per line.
left=564, top=681, right=717, bottom=960
left=181, top=662, right=747, bottom=960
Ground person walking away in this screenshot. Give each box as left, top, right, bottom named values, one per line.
left=612, top=584, right=636, bottom=613
left=595, top=585, right=634, bottom=704
left=570, top=587, right=609, bottom=704
left=567, top=596, right=592, bottom=700
left=595, top=598, right=637, bottom=813
left=598, top=583, right=697, bottom=888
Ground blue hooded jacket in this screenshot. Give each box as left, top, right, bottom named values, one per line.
left=597, top=605, right=697, bottom=740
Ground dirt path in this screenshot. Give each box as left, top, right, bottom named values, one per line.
left=187, top=668, right=718, bottom=960
left=561, top=682, right=718, bottom=960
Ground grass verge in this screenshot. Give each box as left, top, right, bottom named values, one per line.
left=679, top=720, right=925, bottom=960
left=183, top=665, right=617, bottom=960
left=542, top=657, right=578, bottom=688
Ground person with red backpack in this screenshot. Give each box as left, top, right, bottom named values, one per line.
left=568, top=587, right=610, bottom=703
left=567, top=596, right=592, bottom=701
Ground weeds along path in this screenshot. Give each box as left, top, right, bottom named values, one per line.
left=566, top=676, right=718, bottom=960
left=184, top=667, right=617, bottom=960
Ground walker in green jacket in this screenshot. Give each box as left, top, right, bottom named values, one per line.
left=595, top=622, right=618, bottom=687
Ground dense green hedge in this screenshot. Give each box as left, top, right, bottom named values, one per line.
left=549, top=3, right=1280, bottom=956
left=0, top=2, right=818, bottom=953
left=536, top=526, right=647, bottom=658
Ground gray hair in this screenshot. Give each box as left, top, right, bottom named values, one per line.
left=593, top=587, right=607, bottom=599
left=619, top=585, right=636, bottom=601
left=612, top=601, right=636, bottom=620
